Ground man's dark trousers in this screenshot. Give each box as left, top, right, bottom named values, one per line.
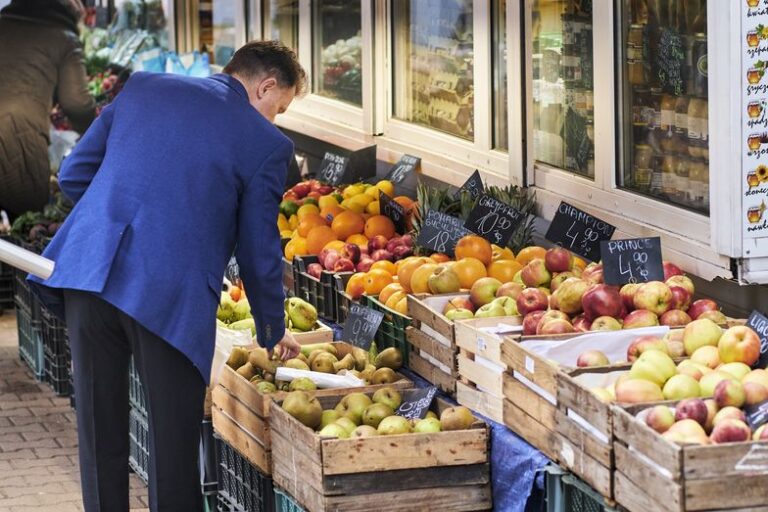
left=63, top=289, right=206, bottom=512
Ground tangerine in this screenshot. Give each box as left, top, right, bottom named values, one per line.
left=345, top=273, right=366, bottom=300
left=379, top=283, right=404, bottom=305
left=364, top=215, right=396, bottom=239
left=396, top=257, right=429, bottom=293
left=429, top=253, right=451, bottom=264
left=455, top=235, right=493, bottom=266
left=384, top=290, right=407, bottom=310
left=370, top=260, right=397, bottom=276
left=487, top=259, right=524, bottom=283
left=452, top=257, right=488, bottom=289
left=306, top=226, right=338, bottom=255
left=331, top=210, right=365, bottom=240
left=323, top=240, right=346, bottom=252
left=364, top=269, right=394, bottom=296
left=346, top=234, right=369, bottom=246
left=409, top=263, right=438, bottom=294
left=516, top=246, right=547, bottom=266
left=319, top=205, right=344, bottom=224
left=297, top=213, right=328, bottom=237
left=492, top=244, right=516, bottom=261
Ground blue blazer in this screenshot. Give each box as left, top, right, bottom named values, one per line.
left=29, top=72, right=292, bottom=382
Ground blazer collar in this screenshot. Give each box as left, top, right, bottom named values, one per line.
left=210, top=73, right=249, bottom=101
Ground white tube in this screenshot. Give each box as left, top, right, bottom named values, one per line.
left=0, top=238, right=54, bottom=280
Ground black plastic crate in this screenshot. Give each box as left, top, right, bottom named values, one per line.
left=12, top=265, right=35, bottom=316
left=16, top=306, right=44, bottom=381
left=331, top=273, right=355, bottom=324
left=360, top=294, right=410, bottom=366
left=41, top=307, right=72, bottom=396
left=281, top=257, right=295, bottom=297
left=128, top=357, right=146, bottom=414
left=128, top=407, right=149, bottom=484
left=293, top=256, right=326, bottom=317
left=201, top=418, right=218, bottom=497
left=545, top=467, right=618, bottom=512
left=215, top=433, right=274, bottom=512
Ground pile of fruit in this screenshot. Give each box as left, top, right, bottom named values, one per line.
left=281, top=388, right=476, bottom=438
left=217, top=284, right=321, bottom=336
left=586, top=322, right=763, bottom=407
left=281, top=179, right=416, bottom=262
left=225, top=342, right=405, bottom=393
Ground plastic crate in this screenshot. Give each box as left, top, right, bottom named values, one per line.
left=545, top=467, right=618, bottom=512
left=128, top=357, right=146, bottom=414
left=12, top=265, right=35, bottom=316
left=293, top=256, right=327, bottom=318
left=360, top=294, right=411, bottom=366
left=281, top=257, right=294, bottom=297
left=16, top=306, right=45, bottom=380
left=200, top=418, right=218, bottom=497
left=214, top=433, right=275, bottom=512
left=331, top=273, right=355, bottom=323
left=128, top=407, right=149, bottom=484
left=273, top=488, right=305, bottom=512
left=41, top=307, right=72, bottom=396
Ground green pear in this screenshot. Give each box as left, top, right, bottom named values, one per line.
left=320, top=410, right=341, bottom=429
left=372, top=387, right=402, bottom=410
left=413, top=417, right=442, bottom=433
left=333, top=353, right=356, bottom=372
left=232, top=298, right=252, bottom=322
left=377, top=415, right=411, bottom=435
left=228, top=318, right=255, bottom=335
left=318, top=423, right=349, bottom=438
left=375, top=347, right=403, bottom=370
left=285, top=358, right=310, bottom=371
left=236, top=363, right=256, bottom=381
left=254, top=381, right=277, bottom=394
left=289, top=377, right=317, bottom=391
left=334, top=417, right=358, bottom=434
left=311, top=352, right=338, bottom=373
left=334, top=393, right=372, bottom=424
left=226, top=347, right=249, bottom=369
left=440, top=406, right=475, bottom=431
left=372, top=368, right=397, bottom=384
left=287, top=298, right=318, bottom=332
left=282, top=391, right=322, bottom=429
left=362, top=403, right=394, bottom=428
left=351, top=425, right=379, bottom=438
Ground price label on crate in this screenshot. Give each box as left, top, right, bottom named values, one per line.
left=342, top=303, right=384, bottom=350
left=386, top=154, right=420, bottom=184
left=379, top=191, right=407, bottom=234
left=600, top=237, right=664, bottom=286
left=464, top=194, right=525, bottom=247
left=396, top=387, right=438, bottom=420
left=746, top=399, right=768, bottom=432
left=545, top=201, right=616, bottom=261
left=747, top=310, right=768, bottom=369
left=415, top=210, right=470, bottom=257
left=454, top=170, right=484, bottom=200
left=319, top=151, right=349, bottom=186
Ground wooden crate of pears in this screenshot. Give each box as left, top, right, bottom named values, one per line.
left=270, top=389, right=492, bottom=511
left=212, top=342, right=412, bottom=475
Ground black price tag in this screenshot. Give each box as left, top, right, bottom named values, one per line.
left=545, top=201, right=616, bottom=261
left=455, top=170, right=484, bottom=200
left=746, top=399, right=768, bottom=432
left=747, top=310, right=768, bottom=369
left=601, top=237, right=664, bottom=286
left=396, top=387, right=438, bottom=420
left=386, top=154, right=420, bottom=184
left=319, top=151, right=349, bottom=186
left=342, top=303, right=384, bottom=350
left=415, top=210, right=470, bottom=257
left=379, top=191, right=407, bottom=234
left=464, top=194, right=525, bottom=247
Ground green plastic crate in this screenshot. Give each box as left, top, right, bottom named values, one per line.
left=545, top=466, right=618, bottom=512
left=274, top=488, right=305, bottom=512
left=360, top=295, right=410, bottom=366
left=16, top=306, right=44, bottom=381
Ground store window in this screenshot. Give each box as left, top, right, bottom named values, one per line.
left=199, top=0, right=238, bottom=65
left=618, top=0, right=708, bottom=214
left=392, top=0, right=474, bottom=141
left=264, top=0, right=298, bottom=50
left=531, top=0, right=594, bottom=177
left=494, top=0, right=508, bottom=150
left=313, top=0, right=362, bottom=106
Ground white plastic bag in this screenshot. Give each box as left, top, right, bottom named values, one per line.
left=210, top=325, right=254, bottom=386
left=275, top=367, right=366, bottom=388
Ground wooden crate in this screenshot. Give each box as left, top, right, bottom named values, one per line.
left=454, top=317, right=522, bottom=423
left=613, top=403, right=768, bottom=512
left=405, top=326, right=457, bottom=396
left=212, top=342, right=412, bottom=475
left=269, top=394, right=492, bottom=512
left=407, top=293, right=470, bottom=346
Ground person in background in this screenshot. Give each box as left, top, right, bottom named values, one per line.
left=29, top=41, right=305, bottom=512
left=0, top=0, right=95, bottom=218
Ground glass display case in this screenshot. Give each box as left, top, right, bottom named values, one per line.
left=531, top=0, right=594, bottom=178
left=264, top=0, right=298, bottom=50
left=313, top=0, right=362, bottom=106
left=494, top=0, right=508, bottom=151
left=618, top=0, right=708, bottom=214
left=391, top=0, right=474, bottom=141
left=199, top=0, right=238, bottom=65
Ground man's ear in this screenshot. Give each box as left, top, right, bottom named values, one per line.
left=256, top=77, right=279, bottom=99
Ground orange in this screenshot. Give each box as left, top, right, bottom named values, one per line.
left=487, top=259, right=524, bottom=283
left=364, top=215, right=396, bottom=240
left=331, top=210, right=365, bottom=240
left=284, top=237, right=308, bottom=260
left=346, top=234, right=369, bottom=247
left=395, top=256, right=417, bottom=273
left=429, top=253, right=451, bottom=264
left=516, top=246, right=547, bottom=266
left=394, top=296, right=408, bottom=315
left=306, top=226, right=338, bottom=255
left=452, top=257, right=488, bottom=289
left=409, top=263, right=438, bottom=294
left=345, top=273, right=366, bottom=300
left=323, top=240, right=346, bottom=252
left=384, top=290, right=407, bottom=310
left=370, top=260, right=397, bottom=276
left=379, top=283, right=404, bottom=305
left=396, top=257, right=429, bottom=293
left=363, top=269, right=394, bottom=296
left=455, top=235, right=493, bottom=266
left=492, top=244, right=516, bottom=261
left=297, top=213, right=328, bottom=237
left=319, top=205, right=344, bottom=224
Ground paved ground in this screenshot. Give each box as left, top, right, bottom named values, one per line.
left=0, top=309, right=149, bottom=511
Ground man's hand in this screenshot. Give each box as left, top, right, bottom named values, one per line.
left=270, top=330, right=301, bottom=361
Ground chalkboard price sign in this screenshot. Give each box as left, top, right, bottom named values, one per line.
left=396, top=387, right=438, bottom=420
left=379, top=191, right=407, bottom=234
left=342, top=303, right=384, bottom=350
left=319, top=151, right=349, bottom=186
left=746, top=310, right=768, bottom=369
left=415, top=210, right=470, bottom=257
left=545, top=202, right=616, bottom=261
left=386, top=154, right=420, bottom=184
left=455, top=170, right=484, bottom=200
left=746, top=399, right=768, bottom=432
left=464, top=194, right=525, bottom=247
left=601, top=237, right=664, bottom=286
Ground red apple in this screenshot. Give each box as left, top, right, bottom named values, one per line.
left=714, top=379, right=746, bottom=408
left=710, top=419, right=752, bottom=444
left=443, top=297, right=476, bottom=314
left=572, top=314, right=592, bottom=332
left=356, top=258, right=374, bottom=272
left=496, top=282, right=524, bottom=300
left=523, top=311, right=547, bottom=336
left=627, top=335, right=668, bottom=362
left=371, top=249, right=394, bottom=262
left=391, top=245, right=413, bottom=261
left=341, top=243, right=361, bottom=264
left=307, top=263, right=323, bottom=279
left=622, top=309, right=660, bottom=329
left=663, top=261, right=684, bottom=280
left=576, top=350, right=610, bottom=367
left=581, top=284, right=623, bottom=322
left=322, top=250, right=341, bottom=271
left=688, top=299, right=719, bottom=320
left=713, top=406, right=747, bottom=427
left=674, top=398, right=709, bottom=426
left=536, top=310, right=570, bottom=334
left=620, top=283, right=641, bottom=311
left=291, top=182, right=311, bottom=198
left=516, top=288, right=549, bottom=316
left=633, top=281, right=673, bottom=316
left=521, top=259, right=552, bottom=288
left=666, top=275, right=695, bottom=296
left=660, top=309, right=692, bottom=327
left=333, top=258, right=355, bottom=272
left=669, top=286, right=692, bottom=311
left=538, top=319, right=575, bottom=335
left=470, top=277, right=503, bottom=308
left=400, top=234, right=414, bottom=247
left=581, top=263, right=604, bottom=285
left=368, top=235, right=389, bottom=253
left=744, top=382, right=768, bottom=406
left=385, top=236, right=402, bottom=253
left=544, top=247, right=573, bottom=273
left=718, top=325, right=761, bottom=366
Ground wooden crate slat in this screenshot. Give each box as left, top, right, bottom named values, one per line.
left=683, top=442, right=768, bottom=479
left=320, top=485, right=492, bottom=512
left=457, top=353, right=504, bottom=397
left=271, top=430, right=326, bottom=498
left=614, top=470, right=679, bottom=512
left=456, top=382, right=503, bottom=424
left=406, top=294, right=456, bottom=342
left=502, top=373, right=556, bottom=430
left=501, top=338, right=559, bottom=397
left=211, top=385, right=270, bottom=445
left=554, top=408, right=610, bottom=468
left=408, top=350, right=457, bottom=395
left=612, top=405, right=682, bottom=480
left=684, top=474, right=768, bottom=511
left=557, top=371, right=613, bottom=437
left=321, top=463, right=490, bottom=495
left=614, top=442, right=681, bottom=512
left=405, top=326, right=456, bottom=368
left=556, top=433, right=611, bottom=499
left=211, top=407, right=272, bottom=475
left=454, top=317, right=520, bottom=365
left=219, top=364, right=269, bottom=417
left=502, top=398, right=560, bottom=462
left=268, top=400, right=322, bottom=457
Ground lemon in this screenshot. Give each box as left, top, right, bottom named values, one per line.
left=288, top=214, right=299, bottom=230
left=277, top=214, right=290, bottom=232
left=318, top=195, right=339, bottom=210
left=366, top=200, right=380, bottom=215
left=284, top=237, right=308, bottom=260
left=296, top=204, right=320, bottom=218
left=341, top=198, right=365, bottom=214
left=376, top=180, right=394, bottom=197
left=343, top=183, right=365, bottom=199
left=365, top=186, right=381, bottom=199
left=280, top=230, right=293, bottom=239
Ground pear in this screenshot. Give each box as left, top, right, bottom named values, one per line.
left=425, top=410, right=439, bottom=420
left=285, top=358, right=310, bottom=371
left=377, top=416, right=411, bottom=435
left=236, top=363, right=256, bottom=380
left=351, top=425, right=379, bottom=438
left=334, top=393, right=373, bottom=424
left=318, top=423, right=349, bottom=438
left=351, top=347, right=370, bottom=371
left=414, top=417, right=442, bottom=433
left=286, top=298, right=318, bottom=332
left=217, top=292, right=236, bottom=323
left=249, top=348, right=279, bottom=374
left=300, top=343, right=337, bottom=359
left=282, top=391, right=322, bottom=429
left=362, top=403, right=394, bottom=428
left=320, top=410, right=342, bottom=429
left=374, top=347, right=403, bottom=370
left=311, top=352, right=338, bottom=373
left=254, top=381, right=276, bottom=394
left=372, top=367, right=397, bottom=384
left=296, top=353, right=309, bottom=365
left=333, top=354, right=356, bottom=372
left=334, top=417, right=358, bottom=434
left=232, top=298, right=252, bottom=322
left=440, top=406, right=475, bottom=431
left=226, top=347, right=249, bottom=369
left=228, top=318, right=255, bottom=335
left=289, top=377, right=317, bottom=391
left=372, top=387, right=402, bottom=410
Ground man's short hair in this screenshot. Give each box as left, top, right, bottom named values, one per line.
left=224, top=40, right=307, bottom=95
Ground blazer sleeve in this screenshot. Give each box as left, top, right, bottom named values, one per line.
left=236, top=140, right=293, bottom=350
left=57, top=96, right=117, bottom=204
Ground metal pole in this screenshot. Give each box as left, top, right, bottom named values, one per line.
left=0, top=239, right=54, bottom=280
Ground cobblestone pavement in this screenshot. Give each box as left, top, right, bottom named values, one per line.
left=0, top=310, right=149, bottom=511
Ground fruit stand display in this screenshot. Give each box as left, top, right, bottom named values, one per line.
left=272, top=390, right=491, bottom=512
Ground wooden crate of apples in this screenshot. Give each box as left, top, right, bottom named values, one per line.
left=271, top=388, right=491, bottom=511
